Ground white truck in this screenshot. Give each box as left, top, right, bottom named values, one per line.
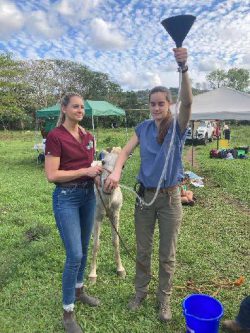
left=186, top=121, right=214, bottom=145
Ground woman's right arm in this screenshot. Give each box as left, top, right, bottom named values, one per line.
left=104, top=133, right=139, bottom=191
left=45, top=156, right=102, bottom=183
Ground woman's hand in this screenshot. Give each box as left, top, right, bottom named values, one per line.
left=173, top=47, right=188, bottom=65
left=87, top=165, right=103, bottom=178
left=104, top=171, right=121, bottom=192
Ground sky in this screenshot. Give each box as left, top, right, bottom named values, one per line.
left=0, top=0, right=249, bottom=91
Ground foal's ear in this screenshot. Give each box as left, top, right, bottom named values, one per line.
left=111, top=146, right=122, bottom=154
left=91, top=161, right=102, bottom=167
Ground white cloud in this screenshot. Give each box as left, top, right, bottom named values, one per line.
left=25, top=10, right=64, bottom=39
left=1, top=0, right=250, bottom=90
left=117, top=65, right=183, bottom=90
left=55, top=0, right=101, bottom=23
left=55, top=0, right=74, bottom=16
left=198, top=59, right=224, bottom=72
left=90, top=18, right=127, bottom=50
left=119, top=71, right=163, bottom=90
left=238, top=54, right=250, bottom=70
left=0, top=0, right=25, bottom=39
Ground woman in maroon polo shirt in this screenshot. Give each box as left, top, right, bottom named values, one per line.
left=45, top=92, right=102, bottom=333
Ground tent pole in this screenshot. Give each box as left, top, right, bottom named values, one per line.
left=125, top=114, right=129, bottom=141
left=191, top=120, right=194, bottom=167
left=91, top=114, right=95, bottom=144
left=96, top=117, right=99, bottom=144
left=217, top=120, right=220, bottom=150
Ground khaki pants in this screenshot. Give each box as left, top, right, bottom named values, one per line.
left=134, top=187, right=182, bottom=303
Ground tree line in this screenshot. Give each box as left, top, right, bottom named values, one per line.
left=0, top=53, right=249, bottom=130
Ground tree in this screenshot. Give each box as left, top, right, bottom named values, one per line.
left=206, top=68, right=250, bottom=92
left=206, top=69, right=227, bottom=89
left=227, top=68, right=250, bottom=91
left=0, top=54, right=29, bottom=129
left=22, top=59, right=59, bottom=113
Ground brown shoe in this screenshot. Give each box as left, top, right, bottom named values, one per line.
left=158, top=302, right=172, bottom=322
left=222, top=320, right=250, bottom=332
left=63, top=311, right=83, bottom=333
left=75, top=287, right=100, bottom=307
left=128, top=294, right=147, bottom=311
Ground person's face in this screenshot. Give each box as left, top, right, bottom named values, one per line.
left=149, top=92, right=170, bottom=122
left=63, top=96, right=85, bottom=123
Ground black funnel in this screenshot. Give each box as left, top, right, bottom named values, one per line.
left=161, top=15, right=196, bottom=47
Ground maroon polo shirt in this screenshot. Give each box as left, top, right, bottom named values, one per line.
left=45, top=125, right=95, bottom=181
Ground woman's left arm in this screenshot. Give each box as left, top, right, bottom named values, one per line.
left=173, top=48, right=193, bottom=133
left=178, top=71, right=193, bottom=132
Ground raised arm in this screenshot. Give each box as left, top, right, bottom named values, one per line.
left=173, top=48, right=193, bottom=133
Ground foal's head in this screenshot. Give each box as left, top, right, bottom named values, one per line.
left=93, top=147, right=122, bottom=193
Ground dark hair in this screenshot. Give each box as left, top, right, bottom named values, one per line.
left=57, top=92, right=83, bottom=126
left=149, top=86, right=173, bottom=144
left=149, top=86, right=172, bottom=103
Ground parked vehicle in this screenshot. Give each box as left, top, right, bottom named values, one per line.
left=186, top=121, right=214, bottom=145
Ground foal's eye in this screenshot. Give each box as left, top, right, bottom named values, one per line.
left=102, top=160, right=105, bottom=165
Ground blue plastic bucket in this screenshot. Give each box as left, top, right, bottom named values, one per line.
left=182, top=294, right=224, bottom=333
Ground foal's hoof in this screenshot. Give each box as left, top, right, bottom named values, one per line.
left=89, top=276, right=97, bottom=284
left=117, top=269, right=126, bottom=278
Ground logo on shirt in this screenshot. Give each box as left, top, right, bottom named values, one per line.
left=86, top=140, right=94, bottom=150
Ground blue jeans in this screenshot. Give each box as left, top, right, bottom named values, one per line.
left=53, top=185, right=96, bottom=306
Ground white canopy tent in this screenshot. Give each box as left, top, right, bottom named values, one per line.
left=171, top=86, right=250, bottom=166
left=180, top=87, right=250, bottom=121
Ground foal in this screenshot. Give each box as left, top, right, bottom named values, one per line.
left=89, top=147, right=126, bottom=283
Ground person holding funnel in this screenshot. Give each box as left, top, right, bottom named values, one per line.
left=105, top=47, right=192, bottom=321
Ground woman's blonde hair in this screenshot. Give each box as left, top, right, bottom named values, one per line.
left=149, top=86, right=173, bottom=144
left=56, top=92, right=83, bottom=127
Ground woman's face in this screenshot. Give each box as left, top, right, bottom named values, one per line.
left=63, top=96, right=85, bottom=123
left=149, top=92, right=170, bottom=122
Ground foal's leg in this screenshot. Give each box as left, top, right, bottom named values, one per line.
left=89, top=217, right=102, bottom=283
left=110, top=209, right=126, bottom=278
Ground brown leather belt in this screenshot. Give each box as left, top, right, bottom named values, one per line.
left=145, top=185, right=178, bottom=193
left=55, top=180, right=94, bottom=188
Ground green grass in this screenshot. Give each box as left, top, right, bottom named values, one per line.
left=0, top=127, right=249, bottom=333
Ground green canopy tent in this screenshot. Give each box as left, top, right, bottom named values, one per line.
left=34, top=100, right=127, bottom=163
left=36, top=100, right=127, bottom=139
